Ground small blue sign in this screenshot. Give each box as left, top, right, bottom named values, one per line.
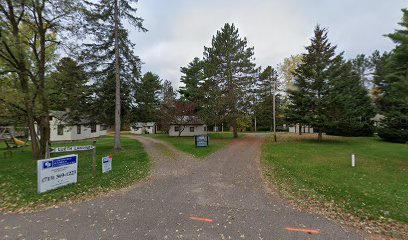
left=42, top=156, right=77, bottom=169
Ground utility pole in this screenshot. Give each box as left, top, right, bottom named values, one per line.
left=273, top=78, right=277, bottom=142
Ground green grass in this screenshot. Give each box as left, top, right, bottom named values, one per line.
left=142, top=132, right=239, bottom=158
left=0, top=137, right=150, bottom=212
left=262, top=133, right=408, bottom=226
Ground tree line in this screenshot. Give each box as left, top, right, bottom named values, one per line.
left=177, top=10, right=408, bottom=143
left=1, top=1, right=407, bottom=160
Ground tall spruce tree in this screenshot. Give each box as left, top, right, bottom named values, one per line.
left=326, top=59, right=375, bottom=136
left=203, top=23, right=257, bottom=138
left=378, top=9, right=408, bottom=143
left=179, top=57, right=205, bottom=104
left=287, top=25, right=339, bottom=141
left=134, top=72, right=162, bottom=122
left=82, top=0, right=147, bottom=150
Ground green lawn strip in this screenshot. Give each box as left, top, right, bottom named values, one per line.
left=262, top=134, right=408, bottom=225
left=0, top=137, right=150, bottom=212
left=141, top=132, right=239, bottom=158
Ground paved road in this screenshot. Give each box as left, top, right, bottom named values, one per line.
left=1, top=134, right=363, bottom=240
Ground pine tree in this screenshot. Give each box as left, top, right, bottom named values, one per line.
left=378, top=9, right=408, bottom=143
left=158, top=80, right=177, bottom=132
left=203, top=23, right=257, bottom=138
left=82, top=0, right=147, bottom=150
left=134, top=72, right=162, bottom=122
left=326, top=59, right=375, bottom=136
left=179, top=57, right=205, bottom=104
left=286, top=25, right=338, bottom=141
left=49, top=58, right=90, bottom=116
left=370, top=51, right=390, bottom=107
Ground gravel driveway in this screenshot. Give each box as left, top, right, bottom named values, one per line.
left=1, top=134, right=363, bottom=239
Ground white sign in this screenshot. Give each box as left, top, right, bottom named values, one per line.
left=102, top=156, right=112, bottom=173
left=51, top=145, right=94, bottom=153
left=37, top=154, right=78, bottom=193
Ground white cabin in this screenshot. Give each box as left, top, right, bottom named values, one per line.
left=289, top=124, right=314, bottom=134
left=47, top=111, right=107, bottom=142
left=130, top=122, right=157, bottom=134
left=168, top=116, right=207, bottom=137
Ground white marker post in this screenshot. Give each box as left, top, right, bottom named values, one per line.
left=351, top=154, right=356, bottom=167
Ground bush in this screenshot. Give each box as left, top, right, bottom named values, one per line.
left=378, top=128, right=408, bottom=143
left=326, top=122, right=374, bottom=137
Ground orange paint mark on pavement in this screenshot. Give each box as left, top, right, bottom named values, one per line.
left=189, top=216, right=214, bottom=222
left=285, top=227, right=320, bottom=234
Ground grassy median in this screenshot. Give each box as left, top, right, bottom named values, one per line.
left=262, top=133, right=408, bottom=236
left=0, top=137, right=150, bottom=212
left=143, top=132, right=239, bottom=158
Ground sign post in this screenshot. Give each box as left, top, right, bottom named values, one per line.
left=48, top=140, right=97, bottom=177
left=37, top=154, right=78, bottom=193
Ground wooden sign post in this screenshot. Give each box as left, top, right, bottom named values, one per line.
left=45, top=139, right=98, bottom=177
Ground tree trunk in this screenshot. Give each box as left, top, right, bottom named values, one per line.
left=318, top=129, right=323, bottom=142
left=37, top=4, right=50, bottom=159
left=232, top=119, right=238, bottom=138
left=27, top=106, right=41, bottom=159
left=299, top=124, right=302, bottom=135
left=114, top=0, right=121, bottom=151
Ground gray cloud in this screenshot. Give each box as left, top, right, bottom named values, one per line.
left=130, top=0, right=406, bottom=88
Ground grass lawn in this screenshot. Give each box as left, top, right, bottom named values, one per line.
left=142, top=132, right=239, bottom=158
left=0, top=137, right=150, bottom=212
left=262, top=133, right=408, bottom=234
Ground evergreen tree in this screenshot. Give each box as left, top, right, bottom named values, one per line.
left=82, top=0, right=147, bottom=150
left=378, top=9, right=408, bottom=143
left=370, top=51, right=391, bottom=110
left=134, top=72, right=162, bottom=122
left=326, top=59, right=375, bottom=136
left=158, top=80, right=177, bottom=132
left=179, top=57, right=205, bottom=104
left=352, top=54, right=371, bottom=88
left=161, top=80, right=177, bottom=103
left=287, top=25, right=339, bottom=141
left=203, top=23, right=257, bottom=138
left=49, top=58, right=90, bottom=117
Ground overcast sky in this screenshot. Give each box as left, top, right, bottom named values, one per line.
left=129, top=0, right=407, bottom=88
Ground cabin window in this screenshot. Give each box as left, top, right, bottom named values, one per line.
left=57, top=125, right=64, bottom=135
left=174, top=126, right=179, bottom=132
left=91, top=124, right=97, bottom=133
left=190, top=127, right=195, bottom=132
left=147, top=126, right=151, bottom=129
left=77, top=125, right=81, bottom=134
